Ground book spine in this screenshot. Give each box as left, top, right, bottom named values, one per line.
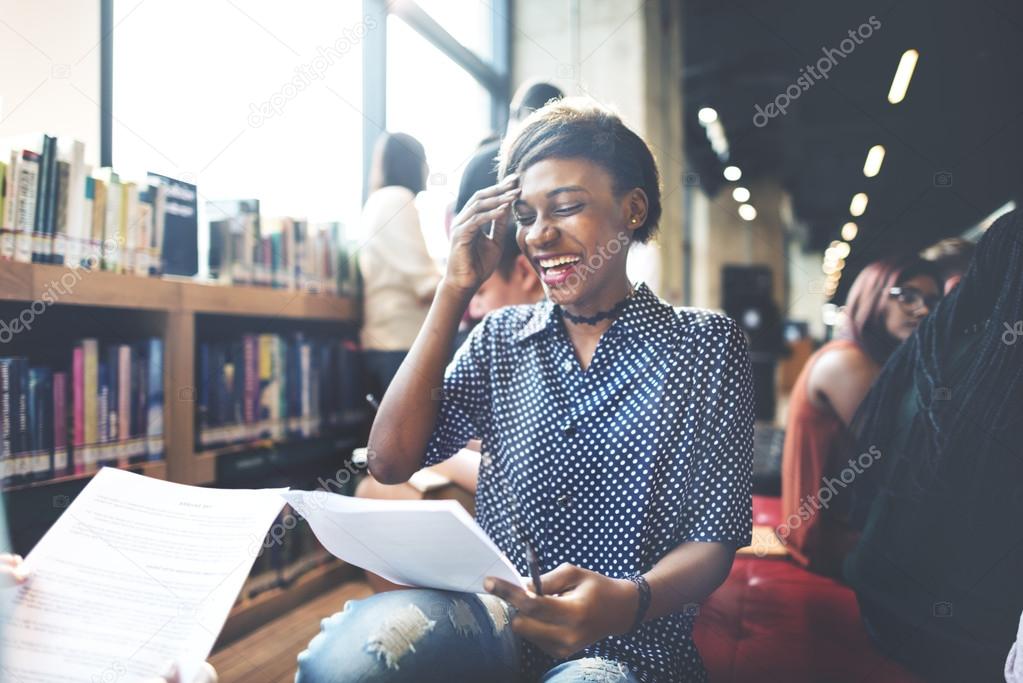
left=0, top=155, right=13, bottom=260
left=52, top=371, right=68, bottom=477
left=72, top=345, right=85, bottom=473
left=146, top=338, right=163, bottom=461
left=97, top=359, right=109, bottom=466
left=82, top=338, right=98, bottom=468
left=12, top=360, right=29, bottom=483
left=300, top=341, right=311, bottom=437
left=243, top=335, right=257, bottom=429
left=0, top=360, right=11, bottom=487
left=53, top=159, right=69, bottom=266
left=117, top=344, right=131, bottom=467
left=14, top=151, right=40, bottom=264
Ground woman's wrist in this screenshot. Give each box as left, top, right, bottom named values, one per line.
left=608, top=576, right=642, bottom=636
left=437, top=277, right=477, bottom=305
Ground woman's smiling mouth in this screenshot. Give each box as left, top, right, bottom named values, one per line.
left=535, top=253, right=582, bottom=286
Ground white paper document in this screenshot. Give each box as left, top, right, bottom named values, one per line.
left=282, top=490, right=523, bottom=593
left=2, top=468, right=287, bottom=683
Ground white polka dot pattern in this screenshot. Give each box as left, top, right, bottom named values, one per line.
left=423, top=282, right=754, bottom=682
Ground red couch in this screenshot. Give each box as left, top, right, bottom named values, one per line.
left=692, top=496, right=924, bottom=683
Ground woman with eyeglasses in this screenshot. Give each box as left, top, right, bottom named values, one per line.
left=779, top=256, right=942, bottom=575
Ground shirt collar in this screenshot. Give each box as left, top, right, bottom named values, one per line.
left=512, top=282, right=677, bottom=345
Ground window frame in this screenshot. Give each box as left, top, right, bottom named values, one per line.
left=99, top=0, right=511, bottom=203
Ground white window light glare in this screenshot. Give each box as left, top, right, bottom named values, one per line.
left=698, top=107, right=718, bottom=125
left=723, top=165, right=742, bottom=181
left=850, top=192, right=869, bottom=217
left=732, top=186, right=750, bottom=202
left=863, top=144, right=886, bottom=177
left=888, top=49, right=919, bottom=104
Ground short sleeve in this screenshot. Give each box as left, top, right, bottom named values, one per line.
left=421, top=315, right=493, bottom=467
left=679, top=317, right=754, bottom=546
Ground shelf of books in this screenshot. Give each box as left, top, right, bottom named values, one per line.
left=1, top=131, right=372, bottom=643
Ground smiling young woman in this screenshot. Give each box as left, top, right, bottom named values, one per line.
left=294, top=98, right=755, bottom=683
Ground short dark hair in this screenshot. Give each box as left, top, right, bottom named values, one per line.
left=510, top=80, right=564, bottom=121
left=368, top=132, right=426, bottom=196
left=920, top=237, right=976, bottom=281
left=498, top=97, right=662, bottom=243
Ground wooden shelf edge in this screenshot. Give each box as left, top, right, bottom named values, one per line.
left=216, top=560, right=359, bottom=648
left=0, top=261, right=356, bottom=321
left=2, top=459, right=168, bottom=493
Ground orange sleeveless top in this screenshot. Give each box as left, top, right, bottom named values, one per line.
left=780, top=338, right=861, bottom=574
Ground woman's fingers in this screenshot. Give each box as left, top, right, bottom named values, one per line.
left=460, top=188, right=519, bottom=227
left=456, top=202, right=514, bottom=242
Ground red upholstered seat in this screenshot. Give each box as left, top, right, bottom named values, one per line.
left=692, top=497, right=924, bottom=683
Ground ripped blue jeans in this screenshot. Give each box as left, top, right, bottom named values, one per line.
left=294, top=588, right=640, bottom=683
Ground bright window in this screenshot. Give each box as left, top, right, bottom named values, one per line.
left=113, top=0, right=366, bottom=226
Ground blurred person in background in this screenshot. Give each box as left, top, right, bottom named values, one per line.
left=843, top=210, right=1023, bottom=682
left=359, top=132, right=441, bottom=399
left=921, top=236, right=976, bottom=295
left=779, top=256, right=942, bottom=575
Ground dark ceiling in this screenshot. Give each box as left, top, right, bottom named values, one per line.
left=681, top=0, right=1023, bottom=298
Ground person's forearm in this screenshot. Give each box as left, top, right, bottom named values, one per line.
left=430, top=448, right=481, bottom=492
left=639, top=541, right=736, bottom=621
left=367, top=281, right=472, bottom=484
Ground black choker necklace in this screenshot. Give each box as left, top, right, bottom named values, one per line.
left=559, top=288, right=636, bottom=325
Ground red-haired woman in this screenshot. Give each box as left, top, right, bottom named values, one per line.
left=779, top=256, right=942, bottom=574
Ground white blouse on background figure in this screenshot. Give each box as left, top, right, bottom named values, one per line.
left=357, top=185, right=442, bottom=351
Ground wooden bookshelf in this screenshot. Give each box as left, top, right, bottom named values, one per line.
left=0, top=261, right=358, bottom=488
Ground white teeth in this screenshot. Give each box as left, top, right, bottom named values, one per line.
left=539, top=255, right=580, bottom=269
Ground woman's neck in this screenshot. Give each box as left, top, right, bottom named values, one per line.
left=560, top=276, right=634, bottom=341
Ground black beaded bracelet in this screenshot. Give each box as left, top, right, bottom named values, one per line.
left=624, top=573, right=651, bottom=632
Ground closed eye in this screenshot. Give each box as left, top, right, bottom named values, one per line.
left=554, top=204, right=583, bottom=216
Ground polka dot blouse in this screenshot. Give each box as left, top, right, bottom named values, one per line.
left=423, top=282, right=754, bottom=683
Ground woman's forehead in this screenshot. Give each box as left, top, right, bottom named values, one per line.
left=518, top=158, right=613, bottom=201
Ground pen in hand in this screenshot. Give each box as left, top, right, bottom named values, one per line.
left=525, top=540, right=543, bottom=596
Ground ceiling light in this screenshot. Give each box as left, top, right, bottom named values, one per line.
left=841, top=222, right=858, bottom=241
left=698, top=107, right=718, bottom=125
left=738, top=204, right=757, bottom=221
left=732, top=186, right=750, bottom=202
left=723, top=165, right=742, bottom=181
left=863, top=145, right=886, bottom=177
left=888, top=49, right=919, bottom=104
left=850, top=192, right=869, bottom=217
left=835, top=241, right=851, bottom=259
